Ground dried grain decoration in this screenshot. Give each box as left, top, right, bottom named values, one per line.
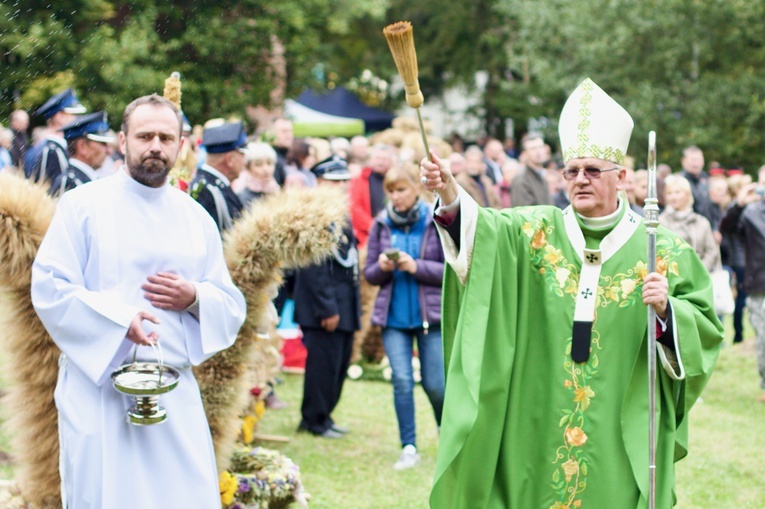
left=0, top=177, right=347, bottom=500
left=163, top=71, right=182, bottom=110
left=0, top=174, right=61, bottom=508
left=196, top=185, right=348, bottom=471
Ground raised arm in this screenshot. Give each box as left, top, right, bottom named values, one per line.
left=420, top=150, right=480, bottom=284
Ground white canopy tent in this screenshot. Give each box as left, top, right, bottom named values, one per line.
left=284, top=99, right=364, bottom=137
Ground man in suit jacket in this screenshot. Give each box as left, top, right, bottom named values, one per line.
left=511, top=132, right=553, bottom=207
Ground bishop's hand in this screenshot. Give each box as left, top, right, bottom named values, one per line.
left=420, top=150, right=458, bottom=206
left=642, top=272, right=669, bottom=320
left=141, top=272, right=197, bottom=311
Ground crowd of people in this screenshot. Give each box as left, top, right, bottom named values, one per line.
left=1, top=79, right=763, bottom=507
left=2, top=85, right=764, bottom=420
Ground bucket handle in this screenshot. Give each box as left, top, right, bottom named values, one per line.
left=131, top=341, right=165, bottom=387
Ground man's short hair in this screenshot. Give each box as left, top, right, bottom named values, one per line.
left=682, top=145, right=703, bottom=158
left=521, top=132, right=544, bottom=148
left=11, top=109, right=28, bottom=123
left=464, top=145, right=484, bottom=159
left=67, top=137, right=85, bottom=157
left=121, top=94, right=182, bottom=135
left=271, top=117, right=292, bottom=127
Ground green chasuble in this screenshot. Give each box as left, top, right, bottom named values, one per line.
left=431, top=201, right=723, bottom=509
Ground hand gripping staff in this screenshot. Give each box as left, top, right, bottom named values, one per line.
left=644, top=131, right=659, bottom=509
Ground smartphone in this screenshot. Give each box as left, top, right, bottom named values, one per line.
left=384, top=248, right=400, bottom=261
left=755, top=186, right=765, bottom=196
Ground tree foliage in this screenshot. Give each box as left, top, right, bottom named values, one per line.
left=4, top=0, right=765, bottom=169
left=0, top=0, right=385, bottom=129
left=329, top=0, right=765, bottom=168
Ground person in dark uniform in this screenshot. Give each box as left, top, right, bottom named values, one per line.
left=28, top=88, right=87, bottom=184
left=49, top=111, right=113, bottom=197
left=190, top=122, right=246, bottom=232
left=294, top=155, right=361, bottom=438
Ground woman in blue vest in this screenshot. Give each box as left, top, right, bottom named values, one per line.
left=364, top=163, right=445, bottom=470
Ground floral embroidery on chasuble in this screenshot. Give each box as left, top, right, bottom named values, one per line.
left=514, top=209, right=689, bottom=509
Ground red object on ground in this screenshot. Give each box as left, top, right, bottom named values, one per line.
left=280, top=329, right=307, bottom=372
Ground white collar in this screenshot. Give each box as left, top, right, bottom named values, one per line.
left=576, top=198, right=624, bottom=230
left=46, top=134, right=67, bottom=148
left=563, top=196, right=640, bottom=264
left=70, top=158, right=98, bottom=181
left=201, top=164, right=231, bottom=186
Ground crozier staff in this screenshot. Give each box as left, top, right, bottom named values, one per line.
left=420, top=78, right=723, bottom=509
left=31, top=93, right=246, bottom=509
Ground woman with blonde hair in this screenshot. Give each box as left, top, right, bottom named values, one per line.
left=659, top=175, right=720, bottom=272
left=364, top=163, right=445, bottom=471
left=233, top=141, right=280, bottom=205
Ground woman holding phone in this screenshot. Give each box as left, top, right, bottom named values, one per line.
left=364, top=163, right=445, bottom=470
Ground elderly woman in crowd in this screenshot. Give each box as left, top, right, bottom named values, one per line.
left=363, top=163, right=445, bottom=471
left=659, top=174, right=720, bottom=272
left=233, top=141, right=281, bottom=206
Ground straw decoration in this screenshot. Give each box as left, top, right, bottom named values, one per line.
left=163, top=71, right=182, bottom=110
left=383, top=21, right=424, bottom=109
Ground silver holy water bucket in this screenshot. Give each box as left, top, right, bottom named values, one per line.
left=111, top=343, right=180, bottom=426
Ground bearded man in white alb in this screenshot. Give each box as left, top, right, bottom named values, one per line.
left=32, top=93, right=246, bottom=509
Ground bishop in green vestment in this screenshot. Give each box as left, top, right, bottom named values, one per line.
left=420, top=79, right=723, bottom=509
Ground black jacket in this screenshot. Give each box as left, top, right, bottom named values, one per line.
left=190, top=165, right=244, bottom=233
left=29, top=137, right=68, bottom=184
left=681, top=170, right=714, bottom=224
left=273, top=146, right=289, bottom=187
left=48, top=162, right=92, bottom=197
left=720, top=200, right=765, bottom=293
left=10, top=129, right=29, bottom=168
left=293, top=222, right=361, bottom=332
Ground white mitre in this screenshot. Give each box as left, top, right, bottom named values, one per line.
left=559, top=78, right=634, bottom=165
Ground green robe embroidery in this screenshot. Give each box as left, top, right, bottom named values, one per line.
left=431, top=205, right=723, bottom=509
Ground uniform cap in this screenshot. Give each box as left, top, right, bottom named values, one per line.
left=310, top=154, right=351, bottom=180
left=35, top=88, right=87, bottom=119
left=61, top=111, right=113, bottom=143
left=202, top=122, right=247, bottom=154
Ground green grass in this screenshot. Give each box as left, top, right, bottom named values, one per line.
left=1, top=313, right=763, bottom=508
left=256, top=374, right=440, bottom=509
left=258, top=333, right=765, bottom=509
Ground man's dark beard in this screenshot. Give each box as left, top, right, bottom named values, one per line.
left=127, top=151, right=172, bottom=188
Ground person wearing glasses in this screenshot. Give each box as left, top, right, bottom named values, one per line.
left=419, top=78, right=723, bottom=509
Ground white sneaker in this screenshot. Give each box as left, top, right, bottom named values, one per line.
left=393, top=444, right=420, bottom=470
